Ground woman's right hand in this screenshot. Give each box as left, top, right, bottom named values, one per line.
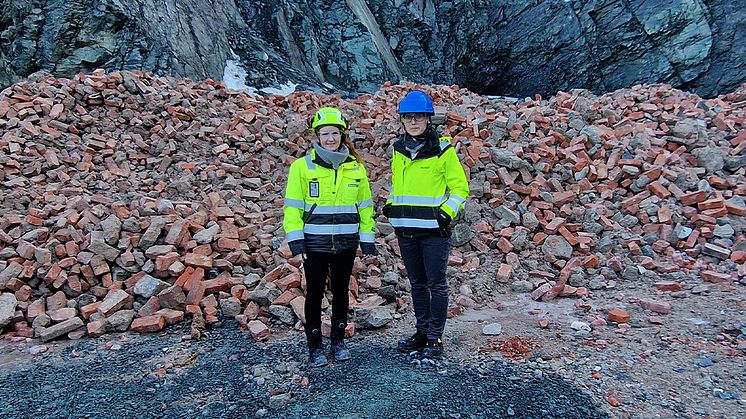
left=382, top=203, right=392, bottom=218
left=289, top=239, right=306, bottom=257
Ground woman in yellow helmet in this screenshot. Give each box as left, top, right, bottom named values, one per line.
left=283, top=107, right=376, bottom=367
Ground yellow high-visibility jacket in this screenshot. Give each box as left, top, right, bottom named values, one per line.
left=283, top=149, right=375, bottom=253
left=386, top=134, right=469, bottom=237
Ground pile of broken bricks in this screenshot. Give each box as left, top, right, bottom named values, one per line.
left=0, top=70, right=743, bottom=343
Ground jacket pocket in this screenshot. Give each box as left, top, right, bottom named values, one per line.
left=341, top=172, right=363, bottom=202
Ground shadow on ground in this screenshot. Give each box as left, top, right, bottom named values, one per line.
left=0, top=325, right=608, bottom=419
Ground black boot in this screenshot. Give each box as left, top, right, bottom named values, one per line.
left=330, top=321, right=351, bottom=361
left=422, top=337, right=443, bottom=358
left=397, top=330, right=428, bottom=353
left=305, top=327, right=328, bottom=368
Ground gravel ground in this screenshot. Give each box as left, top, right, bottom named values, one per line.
left=2, top=279, right=744, bottom=419
left=0, top=322, right=607, bottom=419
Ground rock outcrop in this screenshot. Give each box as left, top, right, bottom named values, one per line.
left=2, top=1, right=744, bottom=97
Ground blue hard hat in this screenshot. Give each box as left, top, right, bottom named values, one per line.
left=397, top=90, right=434, bottom=114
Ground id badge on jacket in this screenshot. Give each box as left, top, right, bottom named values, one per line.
left=309, top=181, right=320, bottom=198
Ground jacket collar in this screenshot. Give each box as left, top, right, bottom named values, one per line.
left=311, top=148, right=355, bottom=169
left=393, top=126, right=440, bottom=160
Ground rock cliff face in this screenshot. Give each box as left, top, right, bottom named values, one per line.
left=1, top=0, right=744, bottom=97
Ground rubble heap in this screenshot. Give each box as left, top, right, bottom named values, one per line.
left=0, top=70, right=744, bottom=342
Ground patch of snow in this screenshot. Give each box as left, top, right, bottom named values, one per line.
left=260, top=81, right=298, bottom=96
left=222, top=50, right=298, bottom=97
left=222, top=50, right=257, bottom=94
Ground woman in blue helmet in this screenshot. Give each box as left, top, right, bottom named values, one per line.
left=383, top=90, right=469, bottom=358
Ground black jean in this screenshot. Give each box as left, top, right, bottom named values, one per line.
left=303, top=248, right=356, bottom=330
left=398, top=235, right=452, bottom=339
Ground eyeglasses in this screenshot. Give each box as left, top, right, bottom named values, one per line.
left=401, top=114, right=429, bottom=123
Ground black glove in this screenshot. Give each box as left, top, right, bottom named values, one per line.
left=382, top=203, right=392, bottom=218
left=288, top=240, right=306, bottom=257
left=360, top=242, right=377, bottom=256
left=436, top=208, right=452, bottom=229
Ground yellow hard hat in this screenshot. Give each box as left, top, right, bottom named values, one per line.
left=311, top=107, right=347, bottom=130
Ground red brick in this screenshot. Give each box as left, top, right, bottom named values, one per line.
left=184, top=253, right=213, bottom=268
left=98, top=289, right=133, bottom=317
left=248, top=320, right=270, bottom=341
left=697, top=198, right=724, bottom=211
left=701, top=270, right=731, bottom=283
left=583, top=255, right=600, bottom=269
left=186, top=282, right=206, bottom=305
left=272, top=289, right=300, bottom=306
left=26, top=298, right=46, bottom=320
left=552, top=191, right=575, bottom=207
left=203, top=276, right=231, bottom=295
left=558, top=226, right=579, bottom=246
left=48, top=307, right=77, bottom=322
left=639, top=299, right=671, bottom=314
left=164, top=220, right=190, bottom=246
left=155, top=308, right=184, bottom=325
left=137, top=296, right=161, bottom=318
left=497, top=237, right=514, bottom=253
left=654, top=282, right=682, bottom=292
left=657, top=206, right=672, bottom=223
left=87, top=319, right=107, bottom=337
left=544, top=217, right=565, bottom=234
left=185, top=304, right=202, bottom=316
left=80, top=302, right=102, bottom=319
left=532, top=232, right=548, bottom=245
left=607, top=309, right=630, bottom=323
left=496, top=263, right=512, bottom=281
left=701, top=207, right=728, bottom=218
left=131, top=315, right=166, bottom=333
left=215, top=237, right=240, bottom=251
left=680, top=191, right=707, bottom=206
left=725, top=203, right=745, bottom=216
left=531, top=283, right=551, bottom=300
left=275, top=273, right=301, bottom=291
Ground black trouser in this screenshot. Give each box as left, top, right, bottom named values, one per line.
left=303, top=248, right=356, bottom=331
left=398, top=235, right=451, bottom=339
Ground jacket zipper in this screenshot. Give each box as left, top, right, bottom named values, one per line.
left=331, top=167, right=339, bottom=252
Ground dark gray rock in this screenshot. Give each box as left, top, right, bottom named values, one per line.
left=39, top=317, right=84, bottom=342
left=107, top=309, right=135, bottom=332
left=2, top=0, right=742, bottom=97
left=248, top=282, right=282, bottom=307
left=511, top=280, right=534, bottom=293
left=541, top=235, right=573, bottom=260
left=132, top=274, right=170, bottom=299
left=365, top=306, right=393, bottom=328
left=220, top=297, right=243, bottom=318
left=451, top=223, right=474, bottom=247
left=139, top=218, right=167, bottom=250
left=0, top=293, right=18, bottom=330
left=100, top=215, right=122, bottom=245
left=0, top=262, right=23, bottom=290
left=693, top=147, right=727, bottom=174
left=268, top=305, right=295, bottom=325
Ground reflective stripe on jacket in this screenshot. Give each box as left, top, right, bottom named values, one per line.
left=283, top=149, right=375, bottom=253
left=386, top=134, right=469, bottom=237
